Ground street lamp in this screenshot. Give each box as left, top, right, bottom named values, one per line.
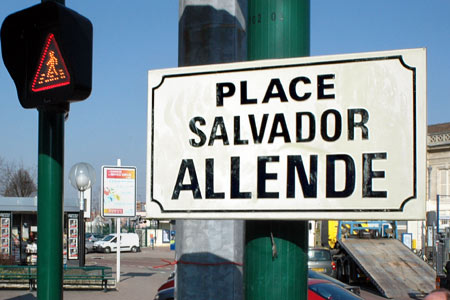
left=69, top=162, right=95, bottom=266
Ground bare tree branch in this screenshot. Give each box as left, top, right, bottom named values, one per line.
left=0, top=158, right=37, bottom=197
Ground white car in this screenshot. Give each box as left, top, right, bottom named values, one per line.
left=93, top=233, right=140, bottom=253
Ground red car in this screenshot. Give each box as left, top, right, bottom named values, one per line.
left=154, top=274, right=174, bottom=300
left=308, top=279, right=364, bottom=300
left=154, top=274, right=364, bottom=300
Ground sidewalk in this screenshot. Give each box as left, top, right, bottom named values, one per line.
left=0, top=247, right=176, bottom=300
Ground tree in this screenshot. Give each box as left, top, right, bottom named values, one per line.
left=0, top=158, right=37, bottom=197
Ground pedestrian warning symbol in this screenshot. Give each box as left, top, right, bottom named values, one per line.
left=31, top=33, right=70, bottom=92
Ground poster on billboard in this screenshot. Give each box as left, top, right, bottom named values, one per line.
left=101, top=166, right=137, bottom=218
left=0, top=214, right=10, bottom=255
left=68, top=217, right=78, bottom=260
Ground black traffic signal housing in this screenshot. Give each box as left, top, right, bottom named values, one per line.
left=1, top=2, right=92, bottom=109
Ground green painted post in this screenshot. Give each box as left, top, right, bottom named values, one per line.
left=37, top=109, right=65, bottom=300
left=37, top=2, right=66, bottom=299
left=245, top=1, right=310, bottom=299
left=247, top=0, right=309, bottom=59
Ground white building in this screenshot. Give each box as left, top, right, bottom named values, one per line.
left=427, top=123, right=450, bottom=232
left=397, top=122, right=450, bottom=254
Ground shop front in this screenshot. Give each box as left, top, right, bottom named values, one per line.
left=0, top=196, right=80, bottom=266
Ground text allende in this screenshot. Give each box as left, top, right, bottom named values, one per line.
left=171, top=153, right=387, bottom=200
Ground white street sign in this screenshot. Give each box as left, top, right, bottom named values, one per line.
left=146, top=48, right=426, bottom=220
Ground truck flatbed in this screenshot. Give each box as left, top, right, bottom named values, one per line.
left=339, top=238, right=435, bottom=299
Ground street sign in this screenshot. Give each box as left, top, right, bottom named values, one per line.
left=101, top=166, right=137, bottom=218
left=146, top=48, right=426, bottom=220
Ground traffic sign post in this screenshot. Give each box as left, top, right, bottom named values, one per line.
left=0, top=1, right=92, bottom=299
left=37, top=109, right=65, bottom=300
left=101, top=162, right=137, bottom=284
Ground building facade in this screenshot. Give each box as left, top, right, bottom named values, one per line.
left=399, top=122, right=450, bottom=256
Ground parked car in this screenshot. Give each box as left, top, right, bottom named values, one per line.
left=308, top=247, right=336, bottom=277
left=93, top=233, right=140, bottom=253
left=308, top=279, right=364, bottom=300
left=85, top=233, right=104, bottom=242
left=308, top=270, right=361, bottom=295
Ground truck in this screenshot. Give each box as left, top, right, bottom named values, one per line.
left=330, top=221, right=435, bottom=299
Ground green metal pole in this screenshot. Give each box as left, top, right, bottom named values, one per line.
left=38, top=0, right=66, bottom=298
left=247, top=0, right=309, bottom=60
left=245, top=1, right=310, bottom=299
left=37, top=109, right=65, bottom=300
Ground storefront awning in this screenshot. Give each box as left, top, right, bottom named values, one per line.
left=0, top=196, right=79, bottom=212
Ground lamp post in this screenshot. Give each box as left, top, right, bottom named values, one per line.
left=69, top=162, right=95, bottom=266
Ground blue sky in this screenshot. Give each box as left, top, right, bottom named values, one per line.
left=0, top=1, right=449, bottom=206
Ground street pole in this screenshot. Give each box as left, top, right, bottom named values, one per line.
left=426, top=166, right=432, bottom=258
left=79, top=191, right=85, bottom=267
left=37, top=108, right=65, bottom=300
left=436, top=194, right=440, bottom=272
left=36, top=0, right=67, bottom=298
left=177, top=1, right=246, bottom=299
left=245, top=1, right=310, bottom=299
left=116, top=158, right=121, bottom=283
left=38, top=6, right=66, bottom=298
left=37, top=0, right=67, bottom=294
left=437, top=194, right=440, bottom=234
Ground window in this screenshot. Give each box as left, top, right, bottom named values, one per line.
left=308, top=249, right=332, bottom=261
left=438, top=169, right=450, bottom=196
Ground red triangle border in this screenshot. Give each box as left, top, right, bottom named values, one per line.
left=31, top=33, right=70, bottom=92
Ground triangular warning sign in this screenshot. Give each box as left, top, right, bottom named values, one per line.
left=31, top=33, right=70, bottom=92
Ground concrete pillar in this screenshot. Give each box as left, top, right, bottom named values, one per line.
left=176, top=1, right=246, bottom=299
left=178, top=0, right=246, bottom=65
